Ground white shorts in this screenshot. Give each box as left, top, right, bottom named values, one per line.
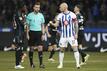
left=59, top=37, right=78, bottom=47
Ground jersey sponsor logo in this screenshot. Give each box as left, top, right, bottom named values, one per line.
left=64, top=20, right=68, bottom=26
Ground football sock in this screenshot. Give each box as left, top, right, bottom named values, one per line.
left=15, top=47, right=22, bottom=66
left=74, top=51, right=80, bottom=67
left=59, top=51, right=64, bottom=66
left=78, top=48, right=86, bottom=62
left=38, top=51, right=43, bottom=65
left=29, top=48, right=34, bottom=65
left=49, top=49, right=55, bottom=59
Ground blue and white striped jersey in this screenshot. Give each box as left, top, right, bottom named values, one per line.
left=57, top=11, right=77, bottom=38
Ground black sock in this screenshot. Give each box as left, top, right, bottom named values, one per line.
left=78, top=48, right=86, bottom=62
left=38, top=51, right=43, bottom=65
left=15, top=47, right=22, bottom=66
left=29, top=48, right=34, bottom=66
left=49, top=49, right=55, bottom=59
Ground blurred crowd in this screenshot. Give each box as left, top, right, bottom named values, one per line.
left=0, top=0, right=107, bottom=26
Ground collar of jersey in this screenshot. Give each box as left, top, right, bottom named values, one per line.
left=63, top=11, right=70, bottom=15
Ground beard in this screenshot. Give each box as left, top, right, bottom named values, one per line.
left=34, top=10, right=39, bottom=14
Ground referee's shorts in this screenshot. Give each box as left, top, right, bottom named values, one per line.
left=28, top=31, right=43, bottom=46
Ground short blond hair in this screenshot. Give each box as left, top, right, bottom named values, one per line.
left=60, top=2, right=68, bottom=9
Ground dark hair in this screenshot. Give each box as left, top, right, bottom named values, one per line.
left=34, top=2, right=40, bottom=6
left=35, top=2, right=40, bottom=5
left=75, top=4, right=82, bottom=11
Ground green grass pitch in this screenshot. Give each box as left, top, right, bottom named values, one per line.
left=0, top=51, right=107, bottom=71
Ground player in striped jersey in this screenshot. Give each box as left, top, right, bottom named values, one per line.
left=74, top=4, right=90, bottom=65
left=50, top=3, right=80, bottom=69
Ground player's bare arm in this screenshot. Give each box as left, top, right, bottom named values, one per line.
left=74, top=18, right=78, bottom=39
left=49, top=20, right=59, bottom=27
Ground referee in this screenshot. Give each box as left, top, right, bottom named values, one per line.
left=26, top=2, right=45, bottom=68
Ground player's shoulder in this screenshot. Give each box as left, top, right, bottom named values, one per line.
left=69, top=11, right=76, bottom=15
left=69, top=11, right=76, bottom=18
left=56, top=13, right=63, bottom=19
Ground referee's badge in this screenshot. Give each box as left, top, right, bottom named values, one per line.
left=64, top=20, right=68, bottom=26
